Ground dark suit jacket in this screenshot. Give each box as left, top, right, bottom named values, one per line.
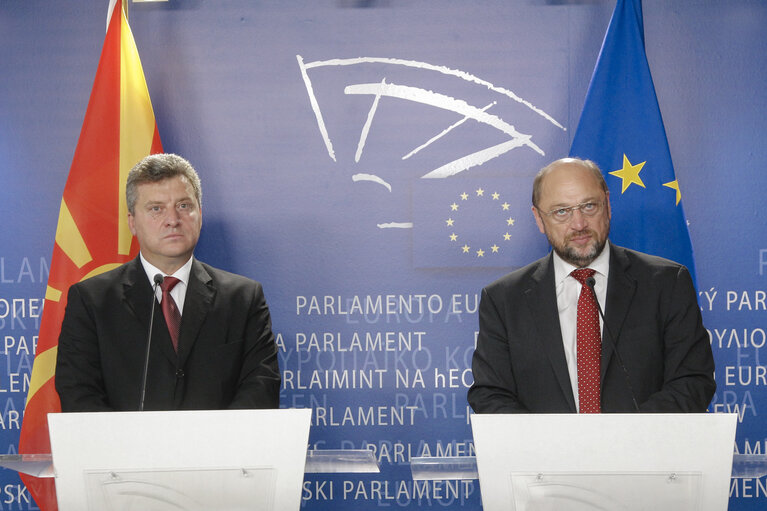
left=467, top=244, right=715, bottom=413
left=55, top=257, right=280, bottom=412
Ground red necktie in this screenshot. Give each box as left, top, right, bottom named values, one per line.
left=160, top=276, right=182, bottom=352
left=571, top=268, right=601, bottom=413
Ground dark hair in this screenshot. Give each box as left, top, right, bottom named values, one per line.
left=126, top=153, right=202, bottom=214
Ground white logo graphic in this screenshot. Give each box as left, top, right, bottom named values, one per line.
left=297, top=56, right=564, bottom=228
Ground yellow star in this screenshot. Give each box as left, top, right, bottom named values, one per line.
left=462, top=244, right=471, bottom=253
left=663, top=180, right=682, bottom=205
left=450, top=202, right=459, bottom=211
left=446, top=218, right=454, bottom=226
left=503, top=232, right=511, bottom=241
left=491, top=244, right=499, bottom=253
left=491, top=192, right=500, bottom=200
left=476, top=249, right=485, bottom=257
left=609, top=154, right=646, bottom=193
left=476, top=188, right=484, bottom=196
left=460, top=192, right=469, bottom=200
left=501, top=202, right=510, bottom=210
left=449, top=233, right=458, bottom=241
left=506, top=218, right=515, bottom=226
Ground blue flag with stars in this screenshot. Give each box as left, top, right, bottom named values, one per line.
left=569, top=0, right=697, bottom=284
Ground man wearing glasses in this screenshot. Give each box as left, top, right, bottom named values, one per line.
left=467, top=157, right=715, bottom=414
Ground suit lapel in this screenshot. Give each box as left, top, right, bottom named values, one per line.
left=122, top=257, right=177, bottom=366
left=601, top=245, right=637, bottom=380
left=177, top=260, right=216, bottom=366
left=122, top=258, right=153, bottom=330
left=524, top=254, right=577, bottom=412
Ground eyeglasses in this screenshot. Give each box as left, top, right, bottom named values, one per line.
left=538, top=200, right=605, bottom=223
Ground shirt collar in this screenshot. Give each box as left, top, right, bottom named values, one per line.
left=138, top=253, right=193, bottom=287
left=552, top=240, right=611, bottom=285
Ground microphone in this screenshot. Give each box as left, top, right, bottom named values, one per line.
left=585, top=276, right=640, bottom=412
left=139, top=274, right=164, bottom=411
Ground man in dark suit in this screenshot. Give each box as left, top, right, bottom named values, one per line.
left=467, top=158, right=715, bottom=413
left=55, top=153, right=280, bottom=412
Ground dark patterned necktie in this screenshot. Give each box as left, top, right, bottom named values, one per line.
left=571, top=268, right=601, bottom=413
left=160, top=276, right=181, bottom=352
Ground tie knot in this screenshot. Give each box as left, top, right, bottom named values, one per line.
left=571, top=268, right=596, bottom=285
left=160, top=276, right=180, bottom=293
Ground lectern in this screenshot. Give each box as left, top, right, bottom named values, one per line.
left=0, top=409, right=380, bottom=511
left=470, top=413, right=737, bottom=511
left=49, top=408, right=312, bottom=511
left=0, top=408, right=381, bottom=510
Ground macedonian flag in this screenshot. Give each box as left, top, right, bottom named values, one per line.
left=18, top=1, right=162, bottom=507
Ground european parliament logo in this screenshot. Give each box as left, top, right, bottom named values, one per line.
left=297, top=55, right=565, bottom=235
left=412, top=177, right=548, bottom=268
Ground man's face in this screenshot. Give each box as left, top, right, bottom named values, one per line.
left=531, top=163, right=611, bottom=267
left=128, top=175, right=202, bottom=274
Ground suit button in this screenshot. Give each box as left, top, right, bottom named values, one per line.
left=176, top=369, right=184, bottom=379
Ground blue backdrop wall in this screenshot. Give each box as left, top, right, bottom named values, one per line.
left=1, top=1, right=766, bottom=509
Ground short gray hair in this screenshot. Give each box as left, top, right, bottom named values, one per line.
left=532, top=157, right=607, bottom=207
left=126, top=153, right=202, bottom=214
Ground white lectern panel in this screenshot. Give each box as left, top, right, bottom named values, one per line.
left=471, top=413, right=736, bottom=511
left=49, top=408, right=311, bottom=511
left=84, top=467, right=275, bottom=511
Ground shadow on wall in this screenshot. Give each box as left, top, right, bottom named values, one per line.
left=194, top=218, right=236, bottom=274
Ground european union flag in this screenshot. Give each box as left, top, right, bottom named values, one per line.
left=569, top=0, right=697, bottom=284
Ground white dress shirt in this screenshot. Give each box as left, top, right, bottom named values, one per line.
left=138, top=253, right=193, bottom=315
left=552, top=242, right=610, bottom=411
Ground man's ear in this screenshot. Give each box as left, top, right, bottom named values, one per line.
left=127, top=212, right=137, bottom=236
left=532, top=205, right=545, bottom=234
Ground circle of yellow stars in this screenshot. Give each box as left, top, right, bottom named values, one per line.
left=446, top=187, right=515, bottom=258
